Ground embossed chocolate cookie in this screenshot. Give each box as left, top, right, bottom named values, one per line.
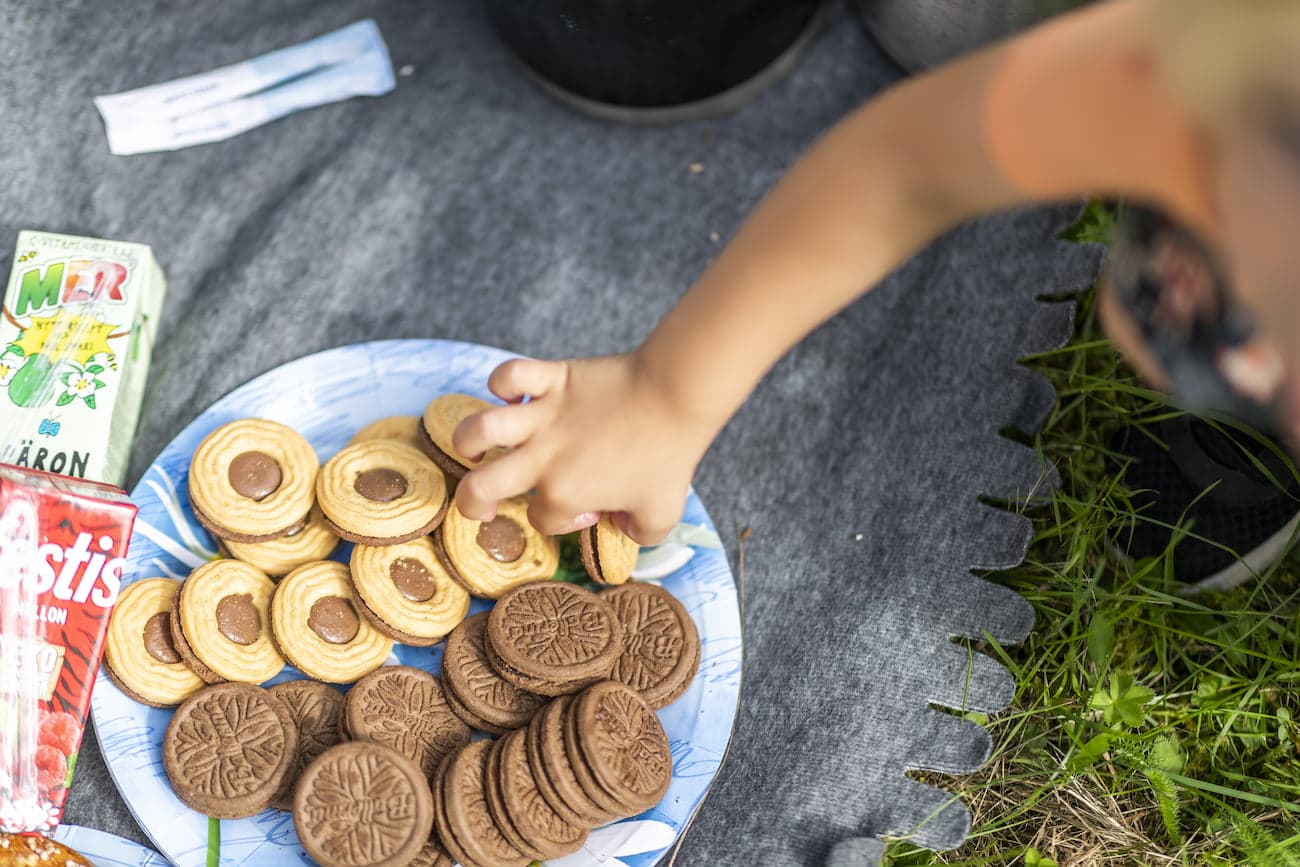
left=483, top=731, right=535, bottom=857
left=527, top=695, right=615, bottom=828
left=316, top=441, right=448, bottom=545
left=405, top=840, right=454, bottom=867
left=267, top=679, right=345, bottom=811
left=104, top=578, right=204, bottom=707
left=294, top=741, right=433, bottom=867
left=188, top=418, right=319, bottom=542
left=497, top=727, right=587, bottom=858
left=570, top=681, right=672, bottom=814
left=173, top=559, right=285, bottom=684
left=220, top=505, right=340, bottom=578
left=602, top=582, right=700, bottom=709
left=163, top=682, right=298, bottom=818
left=434, top=496, right=558, bottom=599
left=350, top=537, right=470, bottom=646
left=579, top=515, right=640, bottom=586
left=486, top=582, right=623, bottom=697
left=348, top=415, right=425, bottom=451
left=441, top=613, right=544, bottom=735
left=435, top=741, right=530, bottom=867
left=269, top=561, right=393, bottom=683
left=418, top=393, right=509, bottom=479
left=343, top=666, right=470, bottom=779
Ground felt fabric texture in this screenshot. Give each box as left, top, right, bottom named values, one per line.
left=0, top=0, right=1103, bottom=861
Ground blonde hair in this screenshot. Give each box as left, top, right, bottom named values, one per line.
left=1158, top=0, right=1300, bottom=124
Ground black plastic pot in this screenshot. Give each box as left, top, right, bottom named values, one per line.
left=482, top=0, right=829, bottom=122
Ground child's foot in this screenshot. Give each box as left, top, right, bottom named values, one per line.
left=1111, top=414, right=1300, bottom=591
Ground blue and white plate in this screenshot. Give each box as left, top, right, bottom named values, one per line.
left=51, top=825, right=166, bottom=866
left=90, top=340, right=743, bottom=867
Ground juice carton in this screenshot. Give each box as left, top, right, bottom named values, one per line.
left=0, top=231, right=166, bottom=487
left=0, top=464, right=138, bottom=833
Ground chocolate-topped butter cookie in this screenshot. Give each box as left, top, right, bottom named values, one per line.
left=349, top=537, right=470, bottom=646
left=348, top=415, right=425, bottom=451
left=602, top=582, right=700, bottom=709
left=221, top=505, right=340, bottom=578
left=580, top=514, right=640, bottom=586
left=294, top=741, right=433, bottom=867
left=267, top=679, right=345, bottom=811
left=316, top=440, right=447, bottom=545
left=104, top=578, right=204, bottom=707
left=441, top=612, right=544, bottom=735
left=434, top=496, right=558, bottom=599
left=163, top=682, right=298, bottom=818
left=173, top=559, right=285, bottom=684
left=269, top=561, right=392, bottom=684
left=435, top=741, right=530, bottom=867
left=418, top=393, right=509, bottom=479
left=188, top=418, right=319, bottom=542
left=486, top=582, right=623, bottom=697
left=342, top=666, right=470, bottom=779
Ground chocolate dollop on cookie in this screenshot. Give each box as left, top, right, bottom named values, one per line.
left=216, top=593, right=261, bottom=645
left=308, top=596, right=360, bottom=645
left=143, top=611, right=182, bottom=664
left=228, top=450, right=283, bottom=501
left=354, top=468, right=408, bottom=502
left=390, top=557, right=437, bottom=602
left=476, top=515, right=526, bottom=563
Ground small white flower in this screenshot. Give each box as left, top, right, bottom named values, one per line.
left=0, top=356, right=21, bottom=386
left=67, top=372, right=96, bottom=396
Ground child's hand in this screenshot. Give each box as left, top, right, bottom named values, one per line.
left=452, top=353, right=714, bottom=545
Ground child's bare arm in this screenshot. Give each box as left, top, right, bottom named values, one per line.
left=452, top=0, right=1199, bottom=543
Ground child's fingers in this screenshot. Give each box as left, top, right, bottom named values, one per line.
left=452, top=401, right=546, bottom=462
left=454, top=448, right=546, bottom=522
left=618, top=501, right=681, bottom=546
left=488, top=358, right=565, bottom=404
left=527, top=482, right=597, bottom=536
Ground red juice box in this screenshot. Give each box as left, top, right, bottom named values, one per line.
left=0, top=464, right=137, bottom=833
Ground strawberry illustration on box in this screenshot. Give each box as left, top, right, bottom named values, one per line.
left=0, top=464, right=138, bottom=833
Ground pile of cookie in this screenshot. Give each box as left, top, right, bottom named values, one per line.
left=101, top=394, right=703, bottom=866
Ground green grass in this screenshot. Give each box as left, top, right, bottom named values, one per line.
left=883, top=204, right=1300, bottom=866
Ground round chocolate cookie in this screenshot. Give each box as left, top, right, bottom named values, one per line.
left=316, top=440, right=448, bottom=545
left=220, top=505, right=340, bottom=578
left=294, top=741, right=434, bottom=867
left=483, top=732, right=536, bottom=857
left=343, top=666, right=470, bottom=779
left=173, top=559, right=285, bottom=684
left=418, top=393, right=509, bottom=479
left=602, top=582, right=700, bottom=709
left=570, top=681, right=672, bottom=814
left=498, top=727, right=587, bottom=858
left=104, top=578, right=204, bottom=707
left=527, top=695, right=616, bottom=827
left=579, top=514, right=640, bottom=586
left=163, top=682, right=298, bottom=818
left=434, top=496, right=558, bottom=599
left=349, top=537, right=470, bottom=646
left=486, top=583, right=623, bottom=697
left=441, top=613, right=544, bottom=735
left=405, top=840, right=454, bottom=867
left=435, top=741, right=530, bottom=867
left=270, top=561, right=393, bottom=684
left=348, top=415, right=425, bottom=451
left=267, top=680, right=345, bottom=811
left=188, top=418, right=319, bottom=542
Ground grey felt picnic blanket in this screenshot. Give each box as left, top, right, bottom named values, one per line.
left=1, top=0, right=1102, bottom=862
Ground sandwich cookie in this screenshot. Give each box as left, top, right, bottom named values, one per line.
left=348, top=415, right=425, bottom=451
left=579, top=514, right=639, bottom=586
left=567, top=681, right=673, bottom=815
left=342, top=666, right=470, bottom=779
left=188, top=418, right=318, bottom=542
left=440, top=612, right=544, bottom=735
left=163, top=682, right=298, bottom=818
left=316, top=440, right=447, bottom=545
left=495, top=727, right=587, bottom=858
left=433, top=741, right=530, bottom=867
left=294, top=741, right=434, bottom=867
left=103, top=578, right=204, bottom=707
left=267, top=679, right=345, bottom=812
left=220, top=505, right=339, bottom=578
left=419, top=393, right=509, bottom=480
left=349, top=537, right=470, bottom=646
left=172, top=559, right=285, bottom=684
left=434, top=496, right=558, bottom=599
left=270, top=561, right=393, bottom=684
left=527, top=695, right=616, bottom=828
left=602, top=581, right=700, bottom=709
left=486, top=582, right=623, bottom=697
